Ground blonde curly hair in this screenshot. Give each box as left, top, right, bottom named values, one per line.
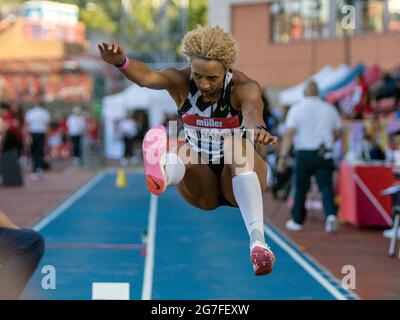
left=180, top=25, right=238, bottom=70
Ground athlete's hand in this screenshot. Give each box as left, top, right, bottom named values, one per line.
left=254, top=127, right=278, bottom=145
left=98, top=42, right=126, bottom=66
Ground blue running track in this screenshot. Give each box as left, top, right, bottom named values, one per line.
left=21, top=171, right=357, bottom=300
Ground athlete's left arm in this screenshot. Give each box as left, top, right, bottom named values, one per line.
left=239, top=81, right=278, bottom=145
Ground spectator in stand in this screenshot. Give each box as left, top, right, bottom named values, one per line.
left=86, top=116, right=100, bottom=142
left=135, top=111, right=148, bottom=140
left=360, top=133, right=386, bottom=162
left=375, top=72, right=397, bottom=101
left=47, top=122, right=63, bottom=160
left=58, top=117, right=69, bottom=160
left=269, top=105, right=294, bottom=200
left=0, top=102, right=23, bottom=157
left=10, top=103, right=25, bottom=159
left=132, top=111, right=148, bottom=162
left=59, top=116, right=68, bottom=146
left=353, top=92, right=374, bottom=119
left=67, top=106, right=86, bottom=165
left=0, top=105, right=5, bottom=149
left=386, top=131, right=400, bottom=163
left=369, top=138, right=386, bottom=161
left=262, top=91, right=278, bottom=135
left=24, top=102, right=51, bottom=181
left=394, top=66, right=400, bottom=106
left=356, top=74, right=369, bottom=98
left=0, top=112, right=3, bottom=143
left=352, top=74, right=371, bottom=118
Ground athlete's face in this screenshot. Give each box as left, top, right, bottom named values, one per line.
left=190, top=58, right=226, bottom=98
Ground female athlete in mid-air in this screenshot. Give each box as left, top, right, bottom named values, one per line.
left=99, top=25, right=278, bottom=275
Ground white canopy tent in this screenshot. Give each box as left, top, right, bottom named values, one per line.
left=278, top=64, right=352, bottom=106
left=318, top=64, right=352, bottom=93
left=102, top=84, right=177, bottom=159
left=278, top=65, right=334, bottom=106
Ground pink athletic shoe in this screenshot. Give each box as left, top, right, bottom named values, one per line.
left=251, top=246, right=275, bottom=276
left=142, top=125, right=168, bottom=195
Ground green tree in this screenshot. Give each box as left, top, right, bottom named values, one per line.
left=57, top=0, right=120, bottom=35
left=189, top=0, right=208, bottom=30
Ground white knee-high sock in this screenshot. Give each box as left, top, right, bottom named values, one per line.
left=164, top=152, right=185, bottom=186
left=232, top=171, right=267, bottom=251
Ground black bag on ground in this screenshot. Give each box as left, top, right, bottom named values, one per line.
left=0, top=149, right=23, bottom=186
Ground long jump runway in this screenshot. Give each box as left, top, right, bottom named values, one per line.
left=21, top=171, right=357, bottom=300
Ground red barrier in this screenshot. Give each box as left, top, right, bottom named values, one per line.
left=339, top=162, right=396, bottom=227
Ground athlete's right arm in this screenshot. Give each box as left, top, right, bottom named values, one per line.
left=98, top=42, right=182, bottom=91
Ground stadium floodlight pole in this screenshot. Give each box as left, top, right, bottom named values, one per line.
left=159, top=0, right=171, bottom=63
left=343, top=27, right=350, bottom=66
left=177, top=0, right=189, bottom=62
left=120, top=0, right=132, bottom=47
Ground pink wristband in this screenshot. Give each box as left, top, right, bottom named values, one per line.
left=117, top=56, right=130, bottom=70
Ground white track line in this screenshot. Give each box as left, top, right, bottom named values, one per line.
left=264, top=223, right=350, bottom=300
left=141, top=194, right=158, bottom=300
left=32, top=171, right=106, bottom=232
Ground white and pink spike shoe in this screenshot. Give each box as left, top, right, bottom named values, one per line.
left=142, top=125, right=168, bottom=195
